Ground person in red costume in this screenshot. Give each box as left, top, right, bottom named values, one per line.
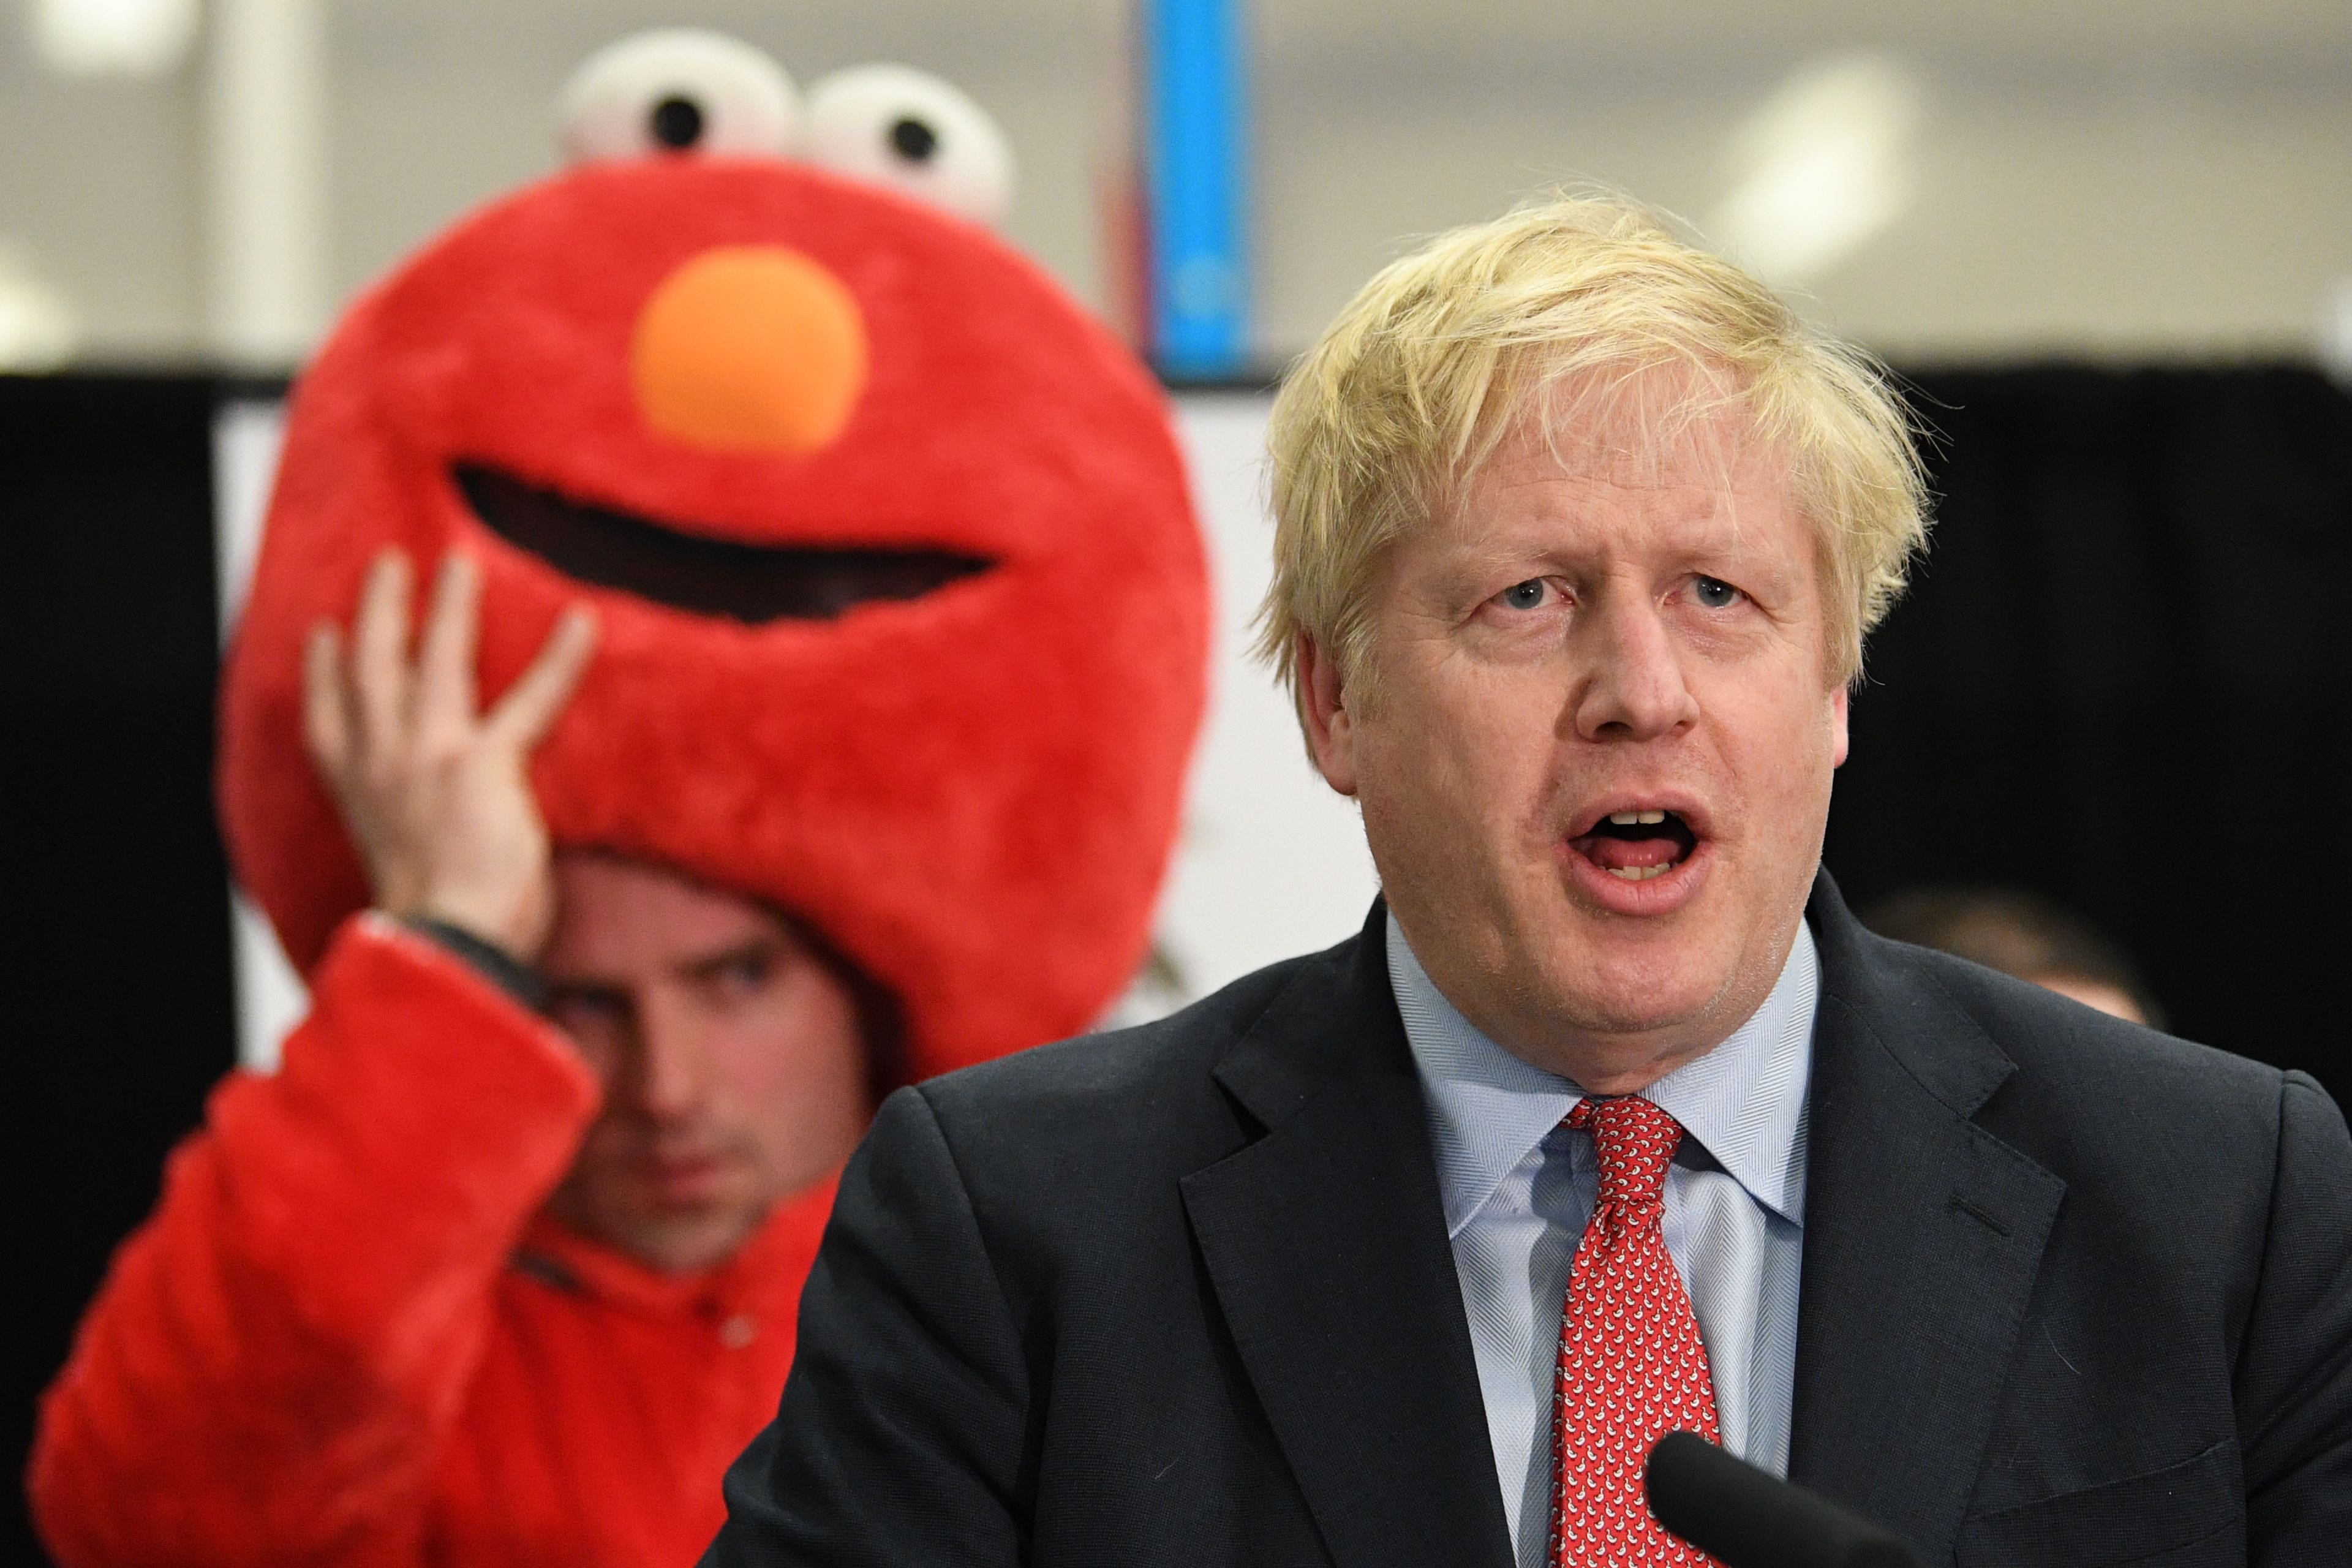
left=28, top=29, right=1207, bottom=1568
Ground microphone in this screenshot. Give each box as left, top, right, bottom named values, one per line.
left=1645, top=1431, right=1922, bottom=1568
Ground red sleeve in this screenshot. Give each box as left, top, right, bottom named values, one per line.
left=28, top=915, right=601, bottom=1568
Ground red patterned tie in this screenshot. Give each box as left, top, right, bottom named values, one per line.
left=1550, top=1095, right=1723, bottom=1567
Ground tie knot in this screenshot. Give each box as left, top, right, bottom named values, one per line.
left=1566, top=1095, right=1683, bottom=1205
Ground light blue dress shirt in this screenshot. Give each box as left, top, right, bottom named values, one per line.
left=1387, top=911, right=1817, bottom=1568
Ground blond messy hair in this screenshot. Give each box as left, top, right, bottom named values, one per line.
left=1253, top=190, right=1929, bottom=714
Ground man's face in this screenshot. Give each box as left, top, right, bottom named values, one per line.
left=540, top=852, right=872, bottom=1273
left=1308, top=383, right=1847, bottom=1088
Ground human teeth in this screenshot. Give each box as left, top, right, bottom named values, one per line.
left=1605, top=864, right=1673, bottom=882
left=1637, top=809, right=1666, bottom=824
left=1609, top=812, right=1640, bottom=826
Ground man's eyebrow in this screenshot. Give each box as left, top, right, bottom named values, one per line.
left=676, top=933, right=787, bottom=982
left=542, top=975, right=630, bottom=1005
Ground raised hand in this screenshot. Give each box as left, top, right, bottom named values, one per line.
left=302, top=549, right=597, bottom=962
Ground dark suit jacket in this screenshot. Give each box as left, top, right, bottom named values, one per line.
left=705, top=875, right=2352, bottom=1567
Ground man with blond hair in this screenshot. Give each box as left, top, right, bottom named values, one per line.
left=703, top=195, right=2352, bottom=1568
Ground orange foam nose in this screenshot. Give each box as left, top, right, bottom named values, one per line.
left=629, top=246, right=869, bottom=455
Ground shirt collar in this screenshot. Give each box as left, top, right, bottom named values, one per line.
left=1389, top=908, right=1817, bottom=1236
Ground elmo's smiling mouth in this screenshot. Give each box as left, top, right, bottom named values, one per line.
left=455, top=463, right=993, bottom=624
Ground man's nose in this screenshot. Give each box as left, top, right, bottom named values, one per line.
left=1569, top=592, right=1700, bottom=742
left=625, top=995, right=716, bottom=1121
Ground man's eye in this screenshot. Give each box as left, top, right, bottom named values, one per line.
left=710, top=952, right=776, bottom=997
left=548, top=989, right=628, bottom=1022
left=1692, top=576, right=1743, bottom=609
left=545, top=989, right=633, bottom=1052
left=1498, top=579, right=1550, bottom=611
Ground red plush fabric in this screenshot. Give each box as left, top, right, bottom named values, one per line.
left=31, top=920, right=831, bottom=1567
left=218, top=156, right=1209, bottom=1081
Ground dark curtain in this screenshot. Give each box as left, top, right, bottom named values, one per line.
left=1, top=375, right=236, bottom=1568
left=1827, top=364, right=2352, bottom=1105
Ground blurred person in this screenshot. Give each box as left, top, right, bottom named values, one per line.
left=28, top=31, right=1208, bottom=1568
left=703, top=192, right=2352, bottom=1568
left=1863, top=884, right=2165, bottom=1027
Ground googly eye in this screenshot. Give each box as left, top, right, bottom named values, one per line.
left=559, top=30, right=799, bottom=164
left=802, top=64, right=1016, bottom=227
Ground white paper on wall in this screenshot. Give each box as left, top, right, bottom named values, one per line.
left=1136, top=392, right=1379, bottom=1018
left=213, top=398, right=308, bottom=1072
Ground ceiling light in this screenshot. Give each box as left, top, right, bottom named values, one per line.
left=31, top=0, right=202, bottom=79
left=1709, top=52, right=1923, bottom=290
left=0, top=244, right=80, bottom=371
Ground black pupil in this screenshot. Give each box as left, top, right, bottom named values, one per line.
left=651, top=96, right=705, bottom=149
left=889, top=116, right=940, bottom=162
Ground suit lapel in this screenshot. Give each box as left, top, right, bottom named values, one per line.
left=1181, top=908, right=1516, bottom=1568
left=1788, top=875, right=2065, bottom=1558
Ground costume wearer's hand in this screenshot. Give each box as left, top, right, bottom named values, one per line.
left=302, top=549, right=597, bottom=962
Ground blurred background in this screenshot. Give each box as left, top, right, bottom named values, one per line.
left=3, top=0, right=2351, bottom=366
left=4, top=0, right=2352, bottom=364
left=6, top=2, right=2350, bottom=1563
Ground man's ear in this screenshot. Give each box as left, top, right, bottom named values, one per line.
left=1830, top=682, right=1850, bottom=770
left=1298, top=633, right=1360, bottom=797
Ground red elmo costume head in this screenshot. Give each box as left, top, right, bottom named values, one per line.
left=220, top=41, right=1208, bottom=1081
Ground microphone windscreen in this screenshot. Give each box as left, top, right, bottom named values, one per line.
left=1645, top=1432, right=1922, bottom=1568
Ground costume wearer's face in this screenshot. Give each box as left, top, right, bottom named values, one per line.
left=1319, top=378, right=1847, bottom=1088
left=539, top=852, right=869, bottom=1274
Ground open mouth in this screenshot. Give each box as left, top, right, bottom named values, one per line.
left=1567, top=809, right=1701, bottom=883
left=454, top=462, right=993, bottom=624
